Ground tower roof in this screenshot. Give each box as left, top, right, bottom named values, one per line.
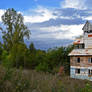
left=82, top=21, right=92, bottom=31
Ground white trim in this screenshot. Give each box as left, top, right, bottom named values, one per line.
left=71, top=66, right=92, bottom=69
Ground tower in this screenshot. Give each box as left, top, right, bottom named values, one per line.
left=83, top=21, right=92, bottom=49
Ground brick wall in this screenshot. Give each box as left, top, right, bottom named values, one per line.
left=70, top=56, right=92, bottom=67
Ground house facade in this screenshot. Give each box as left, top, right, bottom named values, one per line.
left=69, top=21, right=92, bottom=81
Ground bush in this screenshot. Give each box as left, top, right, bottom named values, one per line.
left=0, top=66, right=30, bottom=92
left=35, top=62, right=49, bottom=72
left=80, top=83, right=92, bottom=92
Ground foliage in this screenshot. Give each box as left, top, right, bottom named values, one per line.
left=9, top=43, right=27, bottom=68
left=1, top=43, right=28, bottom=68
left=0, top=67, right=91, bottom=92
left=46, top=45, right=73, bottom=73
left=80, top=83, right=92, bottom=92
left=1, top=50, right=11, bottom=68
left=1, top=8, right=30, bottom=51
left=0, top=66, right=30, bottom=92
left=1, top=43, right=73, bottom=73
left=36, top=62, right=49, bottom=72
left=29, top=42, right=36, bottom=54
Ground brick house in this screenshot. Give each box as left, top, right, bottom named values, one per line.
left=69, top=21, right=92, bottom=81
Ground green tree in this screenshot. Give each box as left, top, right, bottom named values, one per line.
left=1, top=8, right=30, bottom=51
left=0, top=42, right=3, bottom=61
left=9, top=43, right=28, bottom=68
left=29, top=42, right=36, bottom=54
left=35, top=50, right=49, bottom=72
left=46, top=45, right=73, bottom=73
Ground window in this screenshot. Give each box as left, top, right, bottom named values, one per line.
left=88, top=58, right=92, bottom=63
left=81, top=44, right=85, bottom=49
left=75, top=44, right=84, bottom=49
left=75, top=69, right=80, bottom=74
left=77, top=58, right=80, bottom=63
left=88, top=70, right=92, bottom=75
left=84, top=30, right=92, bottom=33
left=87, top=30, right=92, bottom=33
left=75, top=45, right=79, bottom=49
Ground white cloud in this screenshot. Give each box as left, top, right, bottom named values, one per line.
left=60, top=16, right=74, bottom=19
left=24, top=6, right=57, bottom=23
left=61, top=0, right=87, bottom=10
left=0, top=7, right=57, bottom=23
left=83, top=16, right=92, bottom=20
left=55, top=24, right=83, bottom=39
left=31, top=24, right=84, bottom=40
left=0, top=9, right=5, bottom=21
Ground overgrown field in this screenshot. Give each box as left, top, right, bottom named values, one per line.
left=0, top=66, right=92, bottom=92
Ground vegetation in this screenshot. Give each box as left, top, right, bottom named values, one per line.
left=0, top=8, right=73, bottom=73
left=0, top=66, right=92, bottom=92
left=1, top=8, right=30, bottom=51
left=0, top=66, right=30, bottom=92
left=0, top=8, right=92, bottom=92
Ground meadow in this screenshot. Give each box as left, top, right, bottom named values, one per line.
left=0, top=66, right=92, bottom=92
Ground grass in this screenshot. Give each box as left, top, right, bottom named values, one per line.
left=0, top=66, right=92, bottom=92
left=23, top=70, right=92, bottom=92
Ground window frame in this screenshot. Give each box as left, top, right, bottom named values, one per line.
left=77, top=57, right=80, bottom=63
left=75, top=68, right=80, bottom=74
left=88, top=58, right=92, bottom=63
left=74, top=44, right=84, bottom=49
left=88, top=69, right=92, bottom=76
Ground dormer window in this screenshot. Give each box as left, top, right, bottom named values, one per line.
left=79, top=44, right=84, bottom=49
left=75, top=44, right=84, bottom=49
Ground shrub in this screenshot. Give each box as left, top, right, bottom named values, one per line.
left=35, top=62, right=49, bottom=72
left=0, top=66, right=30, bottom=92
left=80, top=83, right=92, bottom=92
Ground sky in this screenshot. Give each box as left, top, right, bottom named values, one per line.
left=0, top=0, right=92, bottom=50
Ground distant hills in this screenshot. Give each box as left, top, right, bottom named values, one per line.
left=25, top=38, right=73, bottom=50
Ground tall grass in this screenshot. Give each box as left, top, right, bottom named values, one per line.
left=0, top=66, right=92, bottom=92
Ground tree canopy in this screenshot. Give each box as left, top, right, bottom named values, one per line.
left=1, top=8, right=30, bottom=51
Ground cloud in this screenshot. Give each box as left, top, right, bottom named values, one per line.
left=61, top=0, right=87, bottom=10
left=29, top=17, right=84, bottom=28
left=0, top=6, right=87, bottom=41
left=29, top=23, right=84, bottom=41
left=25, top=7, right=91, bottom=27
left=54, top=24, right=83, bottom=40
left=83, top=16, right=92, bottom=20
left=24, top=6, right=57, bottom=23
left=0, top=9, right=5, bottom=21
